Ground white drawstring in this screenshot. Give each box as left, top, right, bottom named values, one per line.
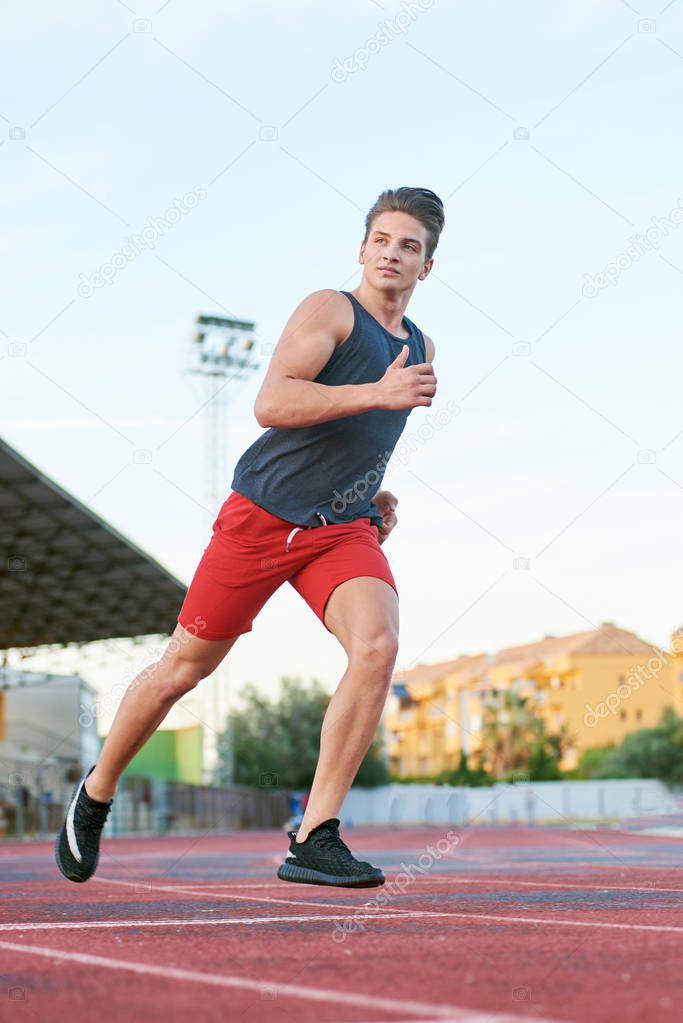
left=285, top=513, right=329, bottom=551
left=285, top=526, right=303, bottom=552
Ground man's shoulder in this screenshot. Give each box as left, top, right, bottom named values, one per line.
left=299, top=288, right=352, bottom=315
left=295, top=289, right=355, bottom=346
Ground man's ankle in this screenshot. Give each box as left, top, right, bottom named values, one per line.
left=84, top=773, right=115, bottom=804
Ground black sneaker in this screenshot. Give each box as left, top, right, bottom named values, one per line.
left=55, top=766, right=113, bottom=883
left=276, top=817, right=385, bottom=888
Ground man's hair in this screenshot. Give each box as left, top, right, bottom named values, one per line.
left=364, top=187, right=445, bottom=262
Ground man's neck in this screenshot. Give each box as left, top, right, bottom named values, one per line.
left=351, top=282, right=412, bottom=338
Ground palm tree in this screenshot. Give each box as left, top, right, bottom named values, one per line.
left=480, top=689, right=547, bottom=777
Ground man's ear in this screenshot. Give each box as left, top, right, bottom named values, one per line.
left=359, top=239, right=366, bottom=264
left=418, top=258, right=434, bottom=281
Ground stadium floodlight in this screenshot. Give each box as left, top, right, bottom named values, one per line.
left=190, top=314, right=259, bottom=379
left=187, top=312, right=260, bottom=786
left=187, top=312, right=260, bottom=522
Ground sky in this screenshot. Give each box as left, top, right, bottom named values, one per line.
left=3, top=0, right=683, bottom=737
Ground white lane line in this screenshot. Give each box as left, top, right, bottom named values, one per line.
left=2, top=908, right=683, bottom=935
left=0, top=911, right=419, bottom=933
left=0, top=938, right=565, bottom=1023
left=384, top=875, right=683, bottom=895
left=99, top=877, right=356, bottom=892
left=95, top=876, right=367, bottom=913
left=98, top=873, right=683, bottom=897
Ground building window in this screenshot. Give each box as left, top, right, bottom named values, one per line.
left=620, top=710, right=627, bottom=722
left=635, top=709, right=643, bottom=722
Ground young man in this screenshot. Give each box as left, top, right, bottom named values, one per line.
left=56, top=186, right=444, bottom=889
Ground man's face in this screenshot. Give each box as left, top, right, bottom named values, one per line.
left=360, top=211, right=433, bottom=290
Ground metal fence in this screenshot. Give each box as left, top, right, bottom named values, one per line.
left=106, top=776, right=291, bottom=836
left=0, top=773, right=291, bottom=840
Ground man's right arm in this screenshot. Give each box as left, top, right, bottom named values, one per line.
left=254, top=290, right=437, bottom=429
left=254, top=290, right=376, bottom=429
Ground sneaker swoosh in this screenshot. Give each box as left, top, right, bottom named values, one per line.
left=66, top=777, right=86, bottom=863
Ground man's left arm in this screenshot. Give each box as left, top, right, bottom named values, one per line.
left=374, top=333, right=435, bottom=545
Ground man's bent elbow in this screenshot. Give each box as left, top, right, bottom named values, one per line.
left=254, top=395, right=276, bottom=427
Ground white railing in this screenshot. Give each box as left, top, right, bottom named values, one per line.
left=340, top=778, right=680, bottom=826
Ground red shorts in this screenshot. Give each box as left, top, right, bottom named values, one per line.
left=177, top=491, right=398, bottom=641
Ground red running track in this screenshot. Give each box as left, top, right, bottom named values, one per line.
left=1, top=824, right=682, bottom=1022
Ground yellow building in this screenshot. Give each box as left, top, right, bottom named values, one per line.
left=387, top=622, right=683, bottom=777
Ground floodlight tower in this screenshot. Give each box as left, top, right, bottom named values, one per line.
left=190, top=314, right=259, bottom=520
left=188, top=313, right=259, bottom=784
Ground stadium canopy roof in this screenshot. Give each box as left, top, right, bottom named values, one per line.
left=0, top=436, right=187, bottom=648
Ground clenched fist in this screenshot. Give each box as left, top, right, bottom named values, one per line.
left=377, top=345, right=437, bottom=410
left=373, top=490, right=398, bottom=544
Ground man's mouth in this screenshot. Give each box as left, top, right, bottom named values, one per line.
left=379, top=267, right=399, bottom=275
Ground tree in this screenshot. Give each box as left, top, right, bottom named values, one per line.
left=479, top=689, right=569, bottom=781
left=571, top=745, right=617, bottom=780
left=435, top=750, right=494, bottom=787
left=601, top=707, right=683, bottom=786
left=217, top=675, right=390, bottom=789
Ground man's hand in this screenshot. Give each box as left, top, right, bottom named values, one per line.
left=376, top=344, right=437, bottom=410
left=374, top=490, right=398, bottom=544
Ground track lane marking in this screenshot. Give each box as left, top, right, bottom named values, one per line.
left=0, top=938, right=568, bottom=1022
left=95, top=875, right=369, bottom=912
left=3, top=908, right=683, bottom=934
left=0, top=912, right=428, bottom=933
left=385, top=875, right=683, bottom=895
left=157, top=876, right=683, bottom=895
left=96, top=873, right=683, bottom=897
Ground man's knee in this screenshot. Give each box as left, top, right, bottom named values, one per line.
left=348, top=630, right=399, bottom=679
left=156, top=649, right=219, bottom=702
left=157, top=662, right=200, bottom=703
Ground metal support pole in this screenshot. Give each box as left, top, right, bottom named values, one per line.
left=14, top=765, right=24, bottom=841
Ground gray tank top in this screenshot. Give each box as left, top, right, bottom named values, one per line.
left=230, top=290, right=426, bottom=527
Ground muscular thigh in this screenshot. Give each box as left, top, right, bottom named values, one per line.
left=323, top=576, right=399, bottom=657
